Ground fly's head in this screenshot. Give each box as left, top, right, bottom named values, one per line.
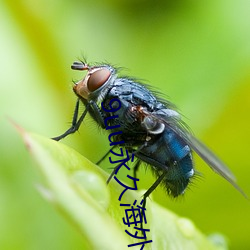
left=72, top=61, right=116, bottom=101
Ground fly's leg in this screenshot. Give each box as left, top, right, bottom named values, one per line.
left=96, top=145, right=116, bottom=165
left=133, top=160, right=141, bottom=179
left=88, top=100, right=106, bottom=128
left=140, top=171, right=168, bottom=229
left=106, top=160, right=127, bottom=184
left=106, top=167, right=117, bottom=184
left=52, top=99, right=89, bottom=141
left=106, top=150, right=134, bottom=184
left=142, top=171, right=167, bottom=204
left=106, top=153, right=141, bottom=190
left=52, top=98, right=107, bottom=141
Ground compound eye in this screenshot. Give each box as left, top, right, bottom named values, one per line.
left=87, top=68, right=111, bottom=92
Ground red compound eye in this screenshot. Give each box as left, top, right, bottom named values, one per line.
left=87, top=68, right=111, bottom=92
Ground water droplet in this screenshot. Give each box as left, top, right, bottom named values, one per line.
left=71, top=170, right=110, bottom=209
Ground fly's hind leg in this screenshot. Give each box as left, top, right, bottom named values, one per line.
left=140, top=171, right=168, bottom=229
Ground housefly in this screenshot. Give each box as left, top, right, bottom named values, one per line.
left=52, top=60, right=246, bottom=201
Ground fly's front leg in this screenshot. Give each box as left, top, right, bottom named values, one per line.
left=88, top=100, right=106, bottom=129
left=52, top=99, right=106, bottom=141
left=52, top=99, right=89, bottom=141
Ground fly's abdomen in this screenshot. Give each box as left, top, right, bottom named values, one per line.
left=165, top=153, right=193, bottom=197
left=164, top=129, right=194, bottom=196
left=139, top=128, right=194, bottom=197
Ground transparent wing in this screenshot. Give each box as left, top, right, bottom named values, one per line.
left=171, top=122, right=247, bottom=198
left=149, top=110, right=247, bottom=198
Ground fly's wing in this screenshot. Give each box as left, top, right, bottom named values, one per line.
left=181, top=131, right=248, bottom=198
left=151, top=110, right=247, bottom=198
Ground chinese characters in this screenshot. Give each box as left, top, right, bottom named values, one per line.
left=102, top=98, right=152, bottom=249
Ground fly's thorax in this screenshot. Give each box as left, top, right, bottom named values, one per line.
left=73, top=64, right=117, bottom=103
left=140, top=108, right=180, bottom=135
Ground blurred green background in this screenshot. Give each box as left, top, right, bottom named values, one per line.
left=1, top=0, right=250, bottom=249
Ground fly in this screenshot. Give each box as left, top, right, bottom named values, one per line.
left=52, top=60, right=247, bottom=202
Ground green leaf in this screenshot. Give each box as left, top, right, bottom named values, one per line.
left=19, top=128, right=227, bottom=250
